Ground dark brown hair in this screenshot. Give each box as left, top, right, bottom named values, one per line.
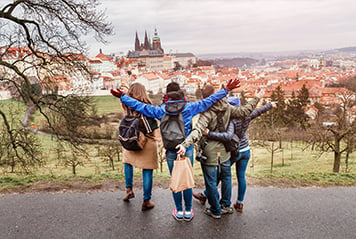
left=201, top=84, right=215, bottom=98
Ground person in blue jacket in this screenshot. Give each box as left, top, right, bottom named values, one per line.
left=110, top=79, right=240, bottom=222
left=194, top=97, right=277, bottom=213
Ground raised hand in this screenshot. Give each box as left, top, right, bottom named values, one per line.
left=254, top=88, right=265, bottom=99
left=110, top=88, right=124, bottom=98
left=225, top=78, right=241, bottom=91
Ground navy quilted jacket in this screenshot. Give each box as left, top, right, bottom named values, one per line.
left=208, top=102, right=273, bottom=151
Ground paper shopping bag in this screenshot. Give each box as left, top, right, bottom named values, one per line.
left=169, top=156, right=195, bottom=193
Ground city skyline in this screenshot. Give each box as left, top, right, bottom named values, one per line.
left=87, top=0, right=356, bottom=57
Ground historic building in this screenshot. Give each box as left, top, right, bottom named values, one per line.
left=127, top=28, right=165, bottom=71
left=127, top=28, right=196, bottom=71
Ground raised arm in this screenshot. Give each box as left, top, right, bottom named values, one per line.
left=249, top=102, right=273, bottom=120
left=188, top=79, right=241, bottom=115
left=120, top=94, right=164, bottom=119
left=188, top=88, right=228, bottom=114
left=230, top=97, right=259, bottom=119
left=230, top=88, right=264, bottom=119
left=111, top=89, right=164, bottom=119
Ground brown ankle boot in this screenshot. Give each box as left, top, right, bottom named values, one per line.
left=142, top=200, right=155, bottom=211
left=233, top=202, right=243, bottom=213
left=123, top=187, right=135, bottom=201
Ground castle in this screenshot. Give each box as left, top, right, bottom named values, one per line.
left=127, top=28, right=196, bottom=71
left=135, top=28, right=164, bottom=53
left=127, top=28, right=164, bottom=60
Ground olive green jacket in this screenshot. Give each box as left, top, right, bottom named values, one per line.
left=182, top=97, right=260, bottom=166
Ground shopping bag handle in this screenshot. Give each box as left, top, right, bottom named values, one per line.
left=176, top=155, right=185, bottom=161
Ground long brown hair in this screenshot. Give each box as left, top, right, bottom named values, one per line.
left=122, top=83, right=152, bottom=110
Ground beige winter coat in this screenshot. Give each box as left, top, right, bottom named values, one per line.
left=123, top=129, right=162, bottom=169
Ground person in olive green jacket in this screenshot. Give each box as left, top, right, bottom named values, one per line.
left=176, top=84, right=264, bottom=219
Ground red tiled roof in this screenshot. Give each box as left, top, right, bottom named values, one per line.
left=95, top=52, right=112, bottom=61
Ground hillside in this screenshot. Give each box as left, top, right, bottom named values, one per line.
left=212, top=57, right=258, bottom=67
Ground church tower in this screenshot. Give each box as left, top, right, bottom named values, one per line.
left=143, top=30, right=151, bottom=50
left=152, top=27, right=163, bottom=53
left=135, top=31, right=140, bottom=51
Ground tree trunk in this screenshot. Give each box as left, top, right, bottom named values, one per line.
left=72, top=163, right=76, bottom=175
left=333, top=137, right=341, bottom=173
left=281, top=149, right=284, bottom=166
left=345, top=151, right=349, bottom=172
left=110, top=158, right=115, bottom=170
left=270, top=142, right=274, bottom=173
left=10, top=157, right=15, bottom=173
left=345, top=137, right=353, bottom=173
left=333, top=151, right=341, bottom=173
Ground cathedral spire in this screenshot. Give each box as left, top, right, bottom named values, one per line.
left=135, top=31, right=140, bottom=51
left=144, top=30, right=150, bottom=50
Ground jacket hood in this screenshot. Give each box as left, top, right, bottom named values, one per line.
left=210, top=98, right=228, bottom=112
left=165, top=101, right=187, bottom=114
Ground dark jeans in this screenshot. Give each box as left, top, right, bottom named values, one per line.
left=201, top=163, right=220, bottom=216
left=202, top=160, right=232, bottom=211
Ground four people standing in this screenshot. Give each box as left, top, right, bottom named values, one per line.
left=111, top=79, right=240, bottom=221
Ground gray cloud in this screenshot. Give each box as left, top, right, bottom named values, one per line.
left=87, top=0, right=356, bottom=56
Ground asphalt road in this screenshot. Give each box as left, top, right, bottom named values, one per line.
left=0, top=187, right=355, bottom=239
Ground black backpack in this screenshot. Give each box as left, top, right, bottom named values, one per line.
left=118, top=109, right=151, bottom=151
left=214, top=110, right=240, bottom=156
left=160, top=101, right=187, bottom=151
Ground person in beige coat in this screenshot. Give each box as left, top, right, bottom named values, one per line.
left=120, top=83, right=162, bottom=211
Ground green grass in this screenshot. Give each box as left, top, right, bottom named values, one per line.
left=92, top=95, right=122, bottom=116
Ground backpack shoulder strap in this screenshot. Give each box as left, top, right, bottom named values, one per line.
left=213, top=110, right=226, bottom=132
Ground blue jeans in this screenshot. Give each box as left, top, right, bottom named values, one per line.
left=166, top=149, right=194, bottom=212
left=231, top=149, right=250, bottom=203
left=217, top=160, right=232, bottom=207
left=124, top=163, right=153, bottom=201
left=202, top=160, right=232, bottom=213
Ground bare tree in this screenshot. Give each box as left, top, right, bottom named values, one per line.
left=257, top=136, right=281, bottom=173
left=64, top=144, right=89, bottom=175
left=0, top=0, right=112, bottom=170
left=312, top=94, right=356, bottom=172
left=0, top=109, right=43, bottom=173
left=99, top=142, right=121, bottom=171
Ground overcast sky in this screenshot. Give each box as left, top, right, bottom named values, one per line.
left=1, top=0, right=354, bottom=57
left=88, top=0, right=356, bottom=57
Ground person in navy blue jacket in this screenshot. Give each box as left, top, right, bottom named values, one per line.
left=194, top=97, right=276, bottom=213
left=110, top=79, right=241, bottom=222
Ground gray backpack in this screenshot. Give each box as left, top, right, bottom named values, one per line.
left=160, top=101, right=187, bottom=151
